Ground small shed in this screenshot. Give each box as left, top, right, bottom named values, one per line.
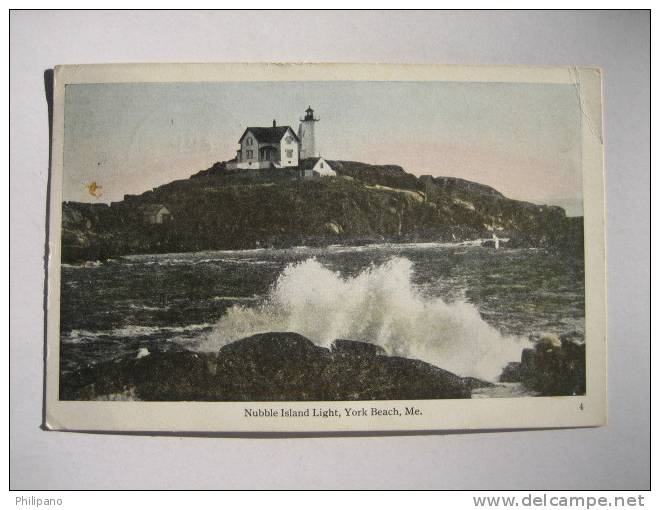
left=297, top=157, right=336, bottom=178
left=141, top=204, right=172, bottom=225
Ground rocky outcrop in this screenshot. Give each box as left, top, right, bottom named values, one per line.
left=60, top=332, right=476, bottom=401
left=498, top=362, right=522, bottom=383
left=61, top=159, right=580, bottom=263
left=330, top=339, right=386, bottom=356
left=498, top=334, right=586, bottom=396
left=506, top=216, right=584, bottom=255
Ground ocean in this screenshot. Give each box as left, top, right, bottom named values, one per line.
left=59, top=242, right=584, bottom=382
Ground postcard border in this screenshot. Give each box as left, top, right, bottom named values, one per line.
left=45, top=63, right=606, bottom=433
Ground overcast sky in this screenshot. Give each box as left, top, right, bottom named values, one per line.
left=64, top=81, right=583, bottom=214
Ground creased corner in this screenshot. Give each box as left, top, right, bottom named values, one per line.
left=569, top=66, right=604, bottom=145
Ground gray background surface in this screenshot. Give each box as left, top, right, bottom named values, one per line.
left=10, top=10, right=650, bottom=489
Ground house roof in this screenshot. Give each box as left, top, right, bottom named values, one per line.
left=141, top=204, right=170, bottom=215
left=239, top=126, right=299, bottom=144
left=297, top=157, right=327, bottom=170
left=298, top=156, right=332, bottom=170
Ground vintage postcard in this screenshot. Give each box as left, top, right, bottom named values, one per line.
left=45, top=63, right=606, bottom=433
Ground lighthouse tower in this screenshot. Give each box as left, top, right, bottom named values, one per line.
left=298, top=106, right=319, bottom=160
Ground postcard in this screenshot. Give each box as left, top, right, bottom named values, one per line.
left=44, top=63, right=606, bottom=432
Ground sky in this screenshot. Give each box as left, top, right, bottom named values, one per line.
left=63, top=80, right=583, bottom=215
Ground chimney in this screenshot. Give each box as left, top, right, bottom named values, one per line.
left=273, top=119, right=276, bottom=128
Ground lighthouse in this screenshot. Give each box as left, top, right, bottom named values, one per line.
left=298, top=106, right=319, bottom=160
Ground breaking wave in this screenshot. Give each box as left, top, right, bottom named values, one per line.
left=198, top=257, right=529, bottom=381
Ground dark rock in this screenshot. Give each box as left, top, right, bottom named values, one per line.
left=499, top=362, right=522, bottom=383
left=211, top=333, right=333, bottom=401
left=60, top=332, right=472, bottom=401
left=518, top=337, right=585, bottom=396
left=60, top=350, right=214, bottom=401
left=331, top=339, right=386, bottom=356
left=507, top=217, right=583, bottom=255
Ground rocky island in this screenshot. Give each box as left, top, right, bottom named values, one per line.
left=61, top=159, right=583, bottom=263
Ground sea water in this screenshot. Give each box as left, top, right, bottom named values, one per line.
left=59, top=242, right=584, bottom=382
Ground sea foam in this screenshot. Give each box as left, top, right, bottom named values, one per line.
left=198, top=257, right=529, bottom=381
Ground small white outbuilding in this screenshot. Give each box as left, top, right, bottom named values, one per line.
left=298, top=157, right=336, bottom=178
left=141, top=204, right=173, bottom=224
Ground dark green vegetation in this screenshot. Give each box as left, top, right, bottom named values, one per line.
left=60, top=333, right=482, bottom=401
left=61, top=160, right=583, bottom=263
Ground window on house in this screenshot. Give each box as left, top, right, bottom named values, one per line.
left=320, top=162, right=324, bottom=168
left=246, top=137, right=253, bottom=146
left=246, top=150, right=253, bottom=159
left=286, top=149, right=293, bottom=158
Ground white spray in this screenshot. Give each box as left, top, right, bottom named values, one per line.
left=197, top=257, right=528, bottom=381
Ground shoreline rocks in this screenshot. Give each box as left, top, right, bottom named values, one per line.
left=498, top=333, right=586, bottom=396
left=61, top=330, right=586, bottom=401
left=60, top=333, right=477, bottom=401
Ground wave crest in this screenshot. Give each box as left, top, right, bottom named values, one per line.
left=198, top=257, right=528, bottom=380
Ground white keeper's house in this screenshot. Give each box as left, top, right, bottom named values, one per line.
left=230, top=122, right=300, bottom=170
left=226, top=106, right=336, bottom=177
